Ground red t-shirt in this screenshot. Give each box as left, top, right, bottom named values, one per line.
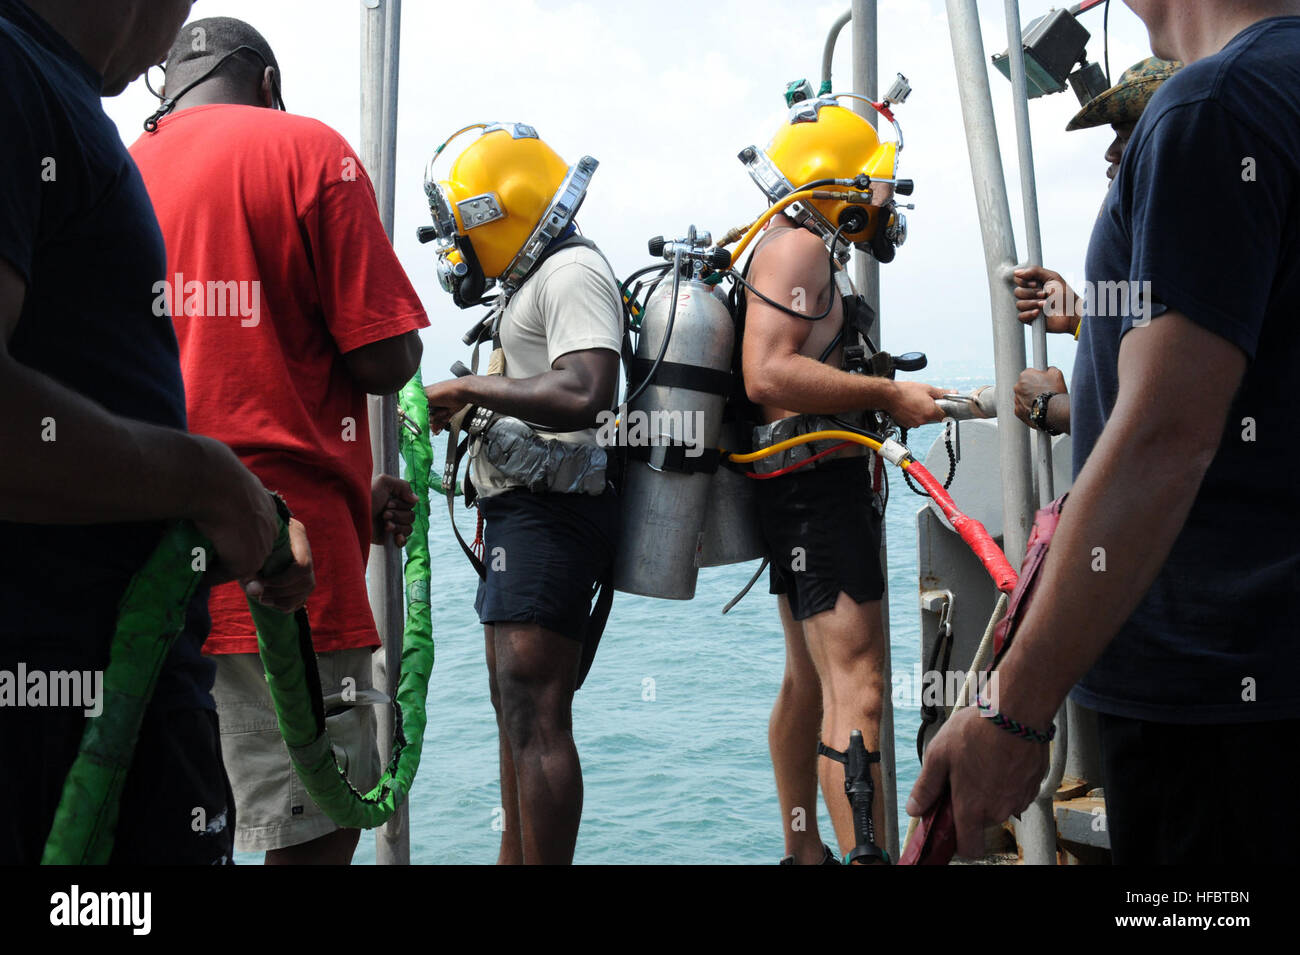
left=130, top=104, right=428, bottom=655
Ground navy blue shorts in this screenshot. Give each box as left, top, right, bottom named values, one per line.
left=474, top=488, right=619, bottom=642
left=755, top=456, right=884, bottom=621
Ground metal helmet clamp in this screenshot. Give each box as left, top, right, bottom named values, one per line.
left=420, top=122, right=598, bottom=307
left=739, top=90, right=910, bottom=261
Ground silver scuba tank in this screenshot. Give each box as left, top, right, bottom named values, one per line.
left=614, top=271, right=735, bottom=599
left=699, top=421, right=765, bottom=567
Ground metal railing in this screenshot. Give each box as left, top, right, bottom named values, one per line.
left=944, top=0, right=1058, bottom=864
left=360, top=0, right=409, bottom=866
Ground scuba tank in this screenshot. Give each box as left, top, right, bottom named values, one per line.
left=613, top=229, right=735, bottom=599
left=698, top=421, right=765, bottom=567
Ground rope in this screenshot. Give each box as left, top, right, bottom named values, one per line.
left=472, top=508, right=485, bottom=560
left=899, top=591, right=1009, bottom=861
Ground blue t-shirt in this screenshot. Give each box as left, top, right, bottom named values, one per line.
left=1070, top=17, right=1300, bottom=724
left=0, top=0, right=213, bottom=710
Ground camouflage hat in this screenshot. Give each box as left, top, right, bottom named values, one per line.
left=1066, top=57, right=1182, bottom=131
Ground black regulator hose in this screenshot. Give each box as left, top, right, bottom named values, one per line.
left=623, top=247, right=683, bottom=408
left=730, top=224, right=848, bottom=322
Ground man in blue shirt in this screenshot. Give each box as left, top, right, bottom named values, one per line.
left=0, top=0, right=313, bottom=864
left=910, top=1, right=1300, bottom=863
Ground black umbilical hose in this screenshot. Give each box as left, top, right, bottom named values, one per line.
left=623, top=248, right=682, bottom=408
left=729, top=224, right=848, bottom=322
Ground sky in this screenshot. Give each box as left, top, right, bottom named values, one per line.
left=102, top=0, right=1159, bottom=384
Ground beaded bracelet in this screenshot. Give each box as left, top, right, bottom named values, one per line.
left=976, top=692, right=1056, bottom=744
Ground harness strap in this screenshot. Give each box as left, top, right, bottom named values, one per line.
left=445, top=434, right=486, bottom=579
left=444, top=299, right=503, bottom=581
left=624, top=443, right=721, bottom=475
left=817, top=741, right=882, bottom=764
left=629, top=358, right=731, bottom=396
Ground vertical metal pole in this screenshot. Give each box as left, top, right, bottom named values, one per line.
left=945, top=0, right=1048, bottom=863
left=1002, top=0, right=1065, bottom=866
left=850, top=0, right=898, bottom=864
left=360, top=0, right=409, bottom=866
left=1003, top=0, right=1054, bottom=506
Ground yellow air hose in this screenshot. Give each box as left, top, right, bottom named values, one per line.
left=724, top=188, right=874, bottom=262
left=725, top=428, right=885, bottom=462
left=727, top=429, right=1019, bottom=595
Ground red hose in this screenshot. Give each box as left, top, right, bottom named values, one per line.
left=904, top=461, right=1018, bottom=594
left=744, top=442, right=853, bottom=480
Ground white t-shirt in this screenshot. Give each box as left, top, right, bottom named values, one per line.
left=468, top=242, right=623, bottom=497
left=495, top=242, right=623, bottom=445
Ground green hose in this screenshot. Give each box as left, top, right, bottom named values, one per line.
left=40, top=522, right=211, bottom=864
left=41, top=373, right=435, bottom=863
left=249, top=373, right=435, bottom=828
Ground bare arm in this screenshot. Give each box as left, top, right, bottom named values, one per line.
left=0, top=259, right=278, bottom=581
left=424, top=347, right=620, bottom=433
left=343, top=330, right=423, bottom=395
left=992, top=311, right=1242, bottom=724
left=742, top=229, right=946, bottom=427
left=908, top=310, right=1245, bottom=855
left=1045, top=394, right=1071, bottom=435
left=1013, top=366, right=1071, bottom=435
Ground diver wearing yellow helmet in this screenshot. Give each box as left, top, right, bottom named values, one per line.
left=731, top=89, right=952, bottom=865
left=420, top=122, right=623, bottom=864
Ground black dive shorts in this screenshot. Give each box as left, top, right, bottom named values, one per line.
left=754, top=456, right=884, bottom=621
left=474, top=487, right=619, bottom=641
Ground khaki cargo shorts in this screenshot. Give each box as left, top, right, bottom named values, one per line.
left=213, top=647, right=383, bottom=853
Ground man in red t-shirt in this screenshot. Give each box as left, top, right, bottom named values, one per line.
left=130, top=17, right=429, bottom=864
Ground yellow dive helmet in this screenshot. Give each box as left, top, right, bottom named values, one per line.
left=739, top=89, right=912, bottom=262
left=420, top=122, right=597, bottom=307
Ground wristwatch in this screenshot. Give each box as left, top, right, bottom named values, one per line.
left=1029, top=392, right=1061, bottom=436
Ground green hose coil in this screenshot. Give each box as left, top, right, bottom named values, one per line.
left=40, top=522, right=211, bottom=864
left=42, top=373, right=435, bottom=863
left=249, top=373, right=435, bottom=828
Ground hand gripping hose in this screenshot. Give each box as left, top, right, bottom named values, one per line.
left=248, top=372, right=435, bottom=830
left=898, top=496, right=1065, bottom=866
left=41, top=373, right=435, bottom=864
left=40, top=522, right=211, bottom=864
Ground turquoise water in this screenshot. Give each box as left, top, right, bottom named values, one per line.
left=238, top=420, right=948, bottom=864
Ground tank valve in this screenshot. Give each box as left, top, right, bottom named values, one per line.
left=649, top=229, right=730, bottom=272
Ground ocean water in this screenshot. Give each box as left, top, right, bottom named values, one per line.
left=234, top=420, right=949, bottom=864
left=359, top=420, right=947, bottom=865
